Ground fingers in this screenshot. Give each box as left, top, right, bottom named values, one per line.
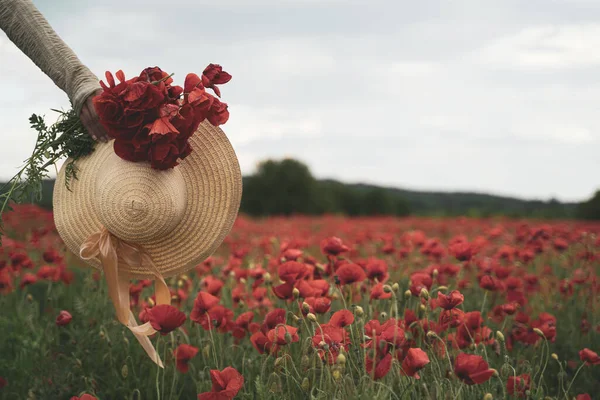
left=80, top=100, right=109, bottom=142
left=80, top=105, right=98, bottom=141
left=87, top=94, right=109, bottom=143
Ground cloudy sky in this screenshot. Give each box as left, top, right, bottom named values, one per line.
left=1, top=0, right=599, bottom=202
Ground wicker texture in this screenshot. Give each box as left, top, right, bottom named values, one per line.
left=53, top=121, right=242, bottom=278
left=0, top=0, right=101, bottom=115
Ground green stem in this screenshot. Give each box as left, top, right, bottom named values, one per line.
left=155, top=337, right=161, bottom=400
left=565, top=362, right=585, bottom=397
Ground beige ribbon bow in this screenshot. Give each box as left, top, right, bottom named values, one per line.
left=80, top=227, right=171, bottom=368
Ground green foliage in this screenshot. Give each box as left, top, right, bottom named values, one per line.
left=2, top=155, right=585, bottom=220
left=240, top=159, right=411, bottom=217
left=0, top=109, right=95, bottom=238
left=576, top=190, right=600, bottom=220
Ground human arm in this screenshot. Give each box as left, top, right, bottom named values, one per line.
left=0, top=0, right=108, bottom=141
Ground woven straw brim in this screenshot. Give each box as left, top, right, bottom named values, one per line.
left=53, top=121, right=242, bottom=279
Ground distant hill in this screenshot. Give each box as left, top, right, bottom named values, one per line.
left=331, top=180, right=579, bottom=218
left=2, top=176, right=580, bottom=219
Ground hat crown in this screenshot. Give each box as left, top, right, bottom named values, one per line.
left=94, top=153, right=187, bottom=243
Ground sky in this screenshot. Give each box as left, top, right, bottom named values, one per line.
left=1, top=0, right=599, bottom=202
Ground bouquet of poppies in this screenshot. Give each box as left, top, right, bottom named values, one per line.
left=93, top=64, right=231, bottom=170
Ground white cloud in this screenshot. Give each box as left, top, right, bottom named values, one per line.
left=476, top=24, right=600, bottom=69
left=226, top=105, right=323, bottom=145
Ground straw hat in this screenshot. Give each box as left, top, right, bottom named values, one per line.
left=53, top=120, right=242, bottom=278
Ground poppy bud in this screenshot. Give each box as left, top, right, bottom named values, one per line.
left=301, top=355, right=310, bottom=369
left=284, top=332, right=293, bottom=344
left=203, top=344, right=211, bottom=358
left=383, top=285, right=392, bottom=293
left=426, top=331, right=437, bottom=339
left=274, top=357, right=284, bottom=367
left=26, top=294, right=33, bottom=302
left=240, top=278, right=247, bottom=284
left=354, top=306, right=364, bottom=317
left=380, top=312, right=388, bottom=320
left=177, top=279, right=184, bottom=288
left=332, top=369, right=341, bottom=381
left=496, top=331, right=505, bottom=342
left=483, top=394, right=493, bottom=400
left=292, top=288, right=300, bottom=299
left=437, top=286, right=448, bottom=292
left=307, top=313, right=317, bottom=323
left=551, top=353, right=559, bottom=361
left=404, top=290, right=412, bottom=299
left=302, top=302, right=310, bottom=314
left=301, top=377, right=310, bottom=391
left=491, top=369, right=498, bottom=377
left=121, top=364, right=128, bottom=378
left=420, top=288, right=429, bottom=300
left=336, top=354, right=346, bottom=365
left=432, top=269, right=439, bottom=278
left=148, top=297, right=155, bottom=307
left=533, top=328, right=545, bottom=338
left=392, top=283, right=400, bottom=292
left=264, top=273, right=272, bottom=283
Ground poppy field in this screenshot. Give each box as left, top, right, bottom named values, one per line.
left=0, top=205, right=599, bottom=399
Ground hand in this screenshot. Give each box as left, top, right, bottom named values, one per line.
left=80, top=89, right=109, bottom=142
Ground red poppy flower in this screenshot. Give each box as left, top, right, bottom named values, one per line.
left=329, top=310, right=354, bottom=328
left=409, top=272, right=432, bottom=296
left=365, top=258, right=388, bottom=282
left=282, top=248, right=303, bottom=261
left=453, top=353, right=495, bottom=385
left=439, top=309, right=465, bottom=329
left=370, top=282, right=392, bottom=300
left=191, top=292, right=221, bottom=322
left=201, top=64, right=232, bottom=98
left=380, top=322, right=406, bottom=347
left=206, top=97, right=229, bottom=126
left=366, top=352, right=392, bottom=380
left=69, top=395, right=98, bottom=400
left=437, top=290, right=464, bottom=310
left=336, top=263, right=366, bottom=285
left=401, top=348, right=430, bottom=379
left=19, top=273, right=38, bottom=288
left=250, top=331, right=277, bottom=355
left=506, top=374, right=531, bottom=398
left=450, top=241, right=473, bottom=261
left=231, top=312, right=255, bottom=339
left=311, top=324, right=350, bottom=364
left=261, top=309, right=286, bottom=334
left=42, top=249, right=63, bottom=264
left=479, top=275, right=503, bottom=291
left=174, top=344, right=199, bottom=373
left=320, top=237, right=349, bottom=256
left=56, top=310, right=72, bottom=327
left=266, top=325, right=299, bottom=346
left=147, top=305, right=186, bottom=335
left=196, top=305, right=234, bottom=333
left=197, top=366, right=244, bottom=400
left=579, top=348, right=600, bottom=365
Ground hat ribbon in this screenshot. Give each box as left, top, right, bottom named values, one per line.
left=79, top=227, right=170, bottom=368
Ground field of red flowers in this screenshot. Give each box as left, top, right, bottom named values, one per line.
left=0, top=204, right=599, bottom=399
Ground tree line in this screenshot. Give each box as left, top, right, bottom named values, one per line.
left=3, top=158, right=599, bottom=219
